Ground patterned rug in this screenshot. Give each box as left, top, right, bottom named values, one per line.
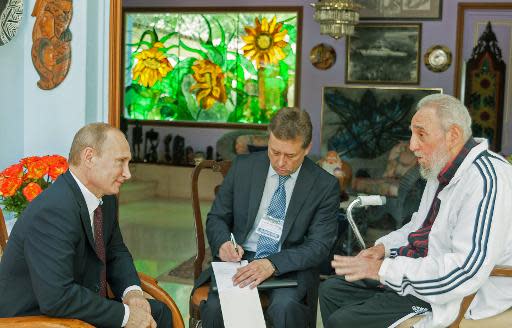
left=159, top=248, right=212, bottom=285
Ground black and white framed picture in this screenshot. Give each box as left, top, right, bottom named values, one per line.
left=346, top=23, right=422, bottom=84
left=359, top=0, right=442, bottom=20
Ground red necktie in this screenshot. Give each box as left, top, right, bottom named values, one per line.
left=93, top=206, right=107, bottom=297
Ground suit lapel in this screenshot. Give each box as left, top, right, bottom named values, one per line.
left=245, top=154, right=270, bottom=235
left=61, top=171, right=96, bottom=252
left=281, top=158, right=315, bottom=243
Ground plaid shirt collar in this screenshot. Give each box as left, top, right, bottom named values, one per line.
left=437, top=138, right=478, bottom=185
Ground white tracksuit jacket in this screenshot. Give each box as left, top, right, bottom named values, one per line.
left=375, top=139, right=512, bottom=327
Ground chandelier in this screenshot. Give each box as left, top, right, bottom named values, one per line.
left=311, top=0, right=361, bottom=39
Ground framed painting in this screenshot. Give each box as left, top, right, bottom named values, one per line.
left=122, top=7, right=302, bottom=128
left=321, top=86, right=442, bottom=159
left=358, top=0, right=442, bottom=20
left=346, top=23, right=422, bottom=84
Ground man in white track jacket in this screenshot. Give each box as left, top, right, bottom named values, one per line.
left=319, top=94, right=512, bottom=328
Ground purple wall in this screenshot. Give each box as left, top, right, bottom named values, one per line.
left=124, top=0, right=512, bottom=156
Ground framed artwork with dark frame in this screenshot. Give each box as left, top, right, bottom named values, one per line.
left=358, top=0, right=442, bottom=20
left=453, top=3, right=512, bottom=152
left=320, top=86, right=442, bottom=158
left=346, top=23, right=422, bottom=85
left=121, top=7, right=302, bottom=129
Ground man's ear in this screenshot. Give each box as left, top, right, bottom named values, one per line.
left=81, top=147, right=95, bottom=168
left=304, top=142, right=313, bottom=157
left=447, top=124, right=463, bottom=148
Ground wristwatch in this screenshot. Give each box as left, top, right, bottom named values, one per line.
left=268, top=259, right=279, bottom=276
left=424, top=45, right=452, bottom=72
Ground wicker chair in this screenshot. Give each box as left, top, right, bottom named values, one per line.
left=0, top=208, right=185, bottom=328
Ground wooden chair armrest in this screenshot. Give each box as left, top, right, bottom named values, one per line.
left=0, top=316, right=93, bottom=327
left=138, top=272, right=185, bottom=328
left=490, top=265, right=512, bottom=277
left=0, top=273, right=183, bottom=328
left=449, top=265, right=512, bottom=327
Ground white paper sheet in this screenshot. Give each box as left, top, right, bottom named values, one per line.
left=212, top=261, right=266, bottom=328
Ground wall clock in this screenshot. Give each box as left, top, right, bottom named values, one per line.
left=424, top=45, right=452, bottom=72
left=310, top=43, right=336, bottom=70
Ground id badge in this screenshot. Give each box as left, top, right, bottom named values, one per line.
left=256, top=215, right=284, bottom=241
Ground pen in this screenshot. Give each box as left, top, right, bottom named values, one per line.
left=230, top=233, right=241, bottom=265
left=230, top=233, right=239, bottom=255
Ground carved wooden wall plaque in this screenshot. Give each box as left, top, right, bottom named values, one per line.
left=464, top=22, right=506, bottom=152
left=31, top=0, right=72, bottom=90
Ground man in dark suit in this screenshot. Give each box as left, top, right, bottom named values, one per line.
left=197, top=107, right=340, bottom=328
left=0, top=123, right=171, bottom=328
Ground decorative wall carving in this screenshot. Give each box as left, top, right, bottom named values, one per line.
left=464, top=22, right=506, bottom=151
left=31, top=0, right=72, bottom=90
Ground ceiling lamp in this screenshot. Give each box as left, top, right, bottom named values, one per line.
left=311, top=0, right=361, bottom=39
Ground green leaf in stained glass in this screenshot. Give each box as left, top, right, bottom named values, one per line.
left=279, top=61, right=289, bottom=83
left=182, top=75, right=200, bottom=119
left=213, top=16, right=226, bottom=47
left=160, top=103, right=179, bottom=120
left=179, top=40, right=208, bottom=59
left=282, top=44, right=296, bottom=67
left=160, top=31, right=179, bottom=44
left=283, top=23, right=297, bottom=44
left=201, top=14, right=213, bottom=44
left=203, top=43, right=225, bottom=67
left=235, top=53, right=258, bottom=76
left=125, top=87, right=139, bottom=108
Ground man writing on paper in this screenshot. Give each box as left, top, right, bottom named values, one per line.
left=196, top=107, right=340, bottom=328
left=0, top=123, right=171, bottom=327
left=319, top=94, right=512, bottom=327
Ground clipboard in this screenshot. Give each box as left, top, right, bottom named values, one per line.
left=211, top=277, right=298, bottom=292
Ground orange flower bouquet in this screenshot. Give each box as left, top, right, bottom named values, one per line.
left=0, top=155, right=68, bottom=218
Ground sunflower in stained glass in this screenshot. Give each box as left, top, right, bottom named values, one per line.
left=132, top=42, right=173, bottom=88
left=190, top=60, right=227, bottom=109
left=241, top=16, right=288, bottom=68
left=471, top=71, right=496, bottom=98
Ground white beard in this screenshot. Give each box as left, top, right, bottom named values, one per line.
left=418, top=147, right=451, bottom=181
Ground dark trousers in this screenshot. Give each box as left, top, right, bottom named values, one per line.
left=148, top=299, right=173, bottom=328
left=200, top=286, right=308, bottom=328
left=319, top=276, right=431, bottom=328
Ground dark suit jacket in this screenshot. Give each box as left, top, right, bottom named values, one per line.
left=0, top=171, right=139, bottom=328
left=196, top=151, right=340, bottom=326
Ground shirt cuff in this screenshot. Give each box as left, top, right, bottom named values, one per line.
left=374, top=242, right=390, bottom=258
left=122, top=285, right=143, bottom=299
left=121, top=285, right=143, bottom=327
left=378, top=257, right=392, bottom=284
left=122, top=304, right=130, bottom=327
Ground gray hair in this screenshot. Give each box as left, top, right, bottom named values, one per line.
left=69, top=123, right=117, bottom=166
left=268, top=107, right=312, bottom=148
left=416, top=94, right=472, bottom=141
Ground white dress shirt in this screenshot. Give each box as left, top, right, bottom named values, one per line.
left=70, top=171, right=141, bottom=327
left=243, top=164, right=301, bottom=252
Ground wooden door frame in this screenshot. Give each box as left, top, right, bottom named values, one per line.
left=108, top=0, right=122, bottom=128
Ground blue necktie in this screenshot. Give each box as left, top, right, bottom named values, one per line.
left=255, top=175, right=290, bottom=258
